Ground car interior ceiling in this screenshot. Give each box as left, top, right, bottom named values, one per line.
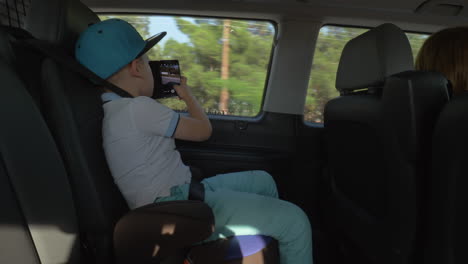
left=1, top=0, right=467, bottom=264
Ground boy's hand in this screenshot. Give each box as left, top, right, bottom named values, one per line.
left=172, top=76, right=212, bottom=142
left=173, top=77, right=193, bottom=101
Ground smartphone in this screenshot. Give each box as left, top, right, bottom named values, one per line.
left=149, top=60, right=181, bottom=99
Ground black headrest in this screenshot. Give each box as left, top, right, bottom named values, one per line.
left=25, top=0, right=100, bottom=54
left=336, top=23, right=414, bottom=93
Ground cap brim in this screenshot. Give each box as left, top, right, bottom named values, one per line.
left=137, top=31, right=167, bottom=57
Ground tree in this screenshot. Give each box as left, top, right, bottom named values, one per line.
left=94, top=17, right=430, bottom=121
left=219, top=19, right=231, bottom=114
left=164, top=17, right=274, bottom=116
left=96, top=15, right=277, bottom=116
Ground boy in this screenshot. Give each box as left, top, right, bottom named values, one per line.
left=75, top=18, right=312, bottom=264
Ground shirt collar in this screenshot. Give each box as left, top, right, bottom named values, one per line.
left=101, top=92, right=122, bottom=103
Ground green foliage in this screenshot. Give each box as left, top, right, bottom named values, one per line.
left=156, top=17, right=274, bottom=116
left=97, top=16, right=429, bottom=120
left=99, top=15, right=274, bottom=116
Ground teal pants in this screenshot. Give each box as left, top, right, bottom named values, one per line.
left=155, top=170, right=313, bottom=264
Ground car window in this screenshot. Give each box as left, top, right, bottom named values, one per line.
left=304, top=25, right=429, bottom=123
left=98, top=14, right=275, bottom=117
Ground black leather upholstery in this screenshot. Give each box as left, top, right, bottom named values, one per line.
left=23, top=1, right=279, bottom=263
left=26, top=0, right=97, bottom=55
left=324, top=23, right=449, bottom=264
left=25, top=1, right=131, bottom=260
left=0, top=0, right=30, bottom=28
left=40, top=56, right=130, bottom=261
left=6, top=31, right=217, bottom=263
left=0, top=158, right=40, bottom=264
left=15, top=2, right=130, bottom=258
left=114, top=201, right=214, bottom=264
left=0, top=28, right=80, bottom=264
left=425, top=92, right=468, bottom=264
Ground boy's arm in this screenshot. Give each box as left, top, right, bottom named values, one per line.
left=173, top=77, right=212, bottom=142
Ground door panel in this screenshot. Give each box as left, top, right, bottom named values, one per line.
left=176, top=111, right=325, bottom=219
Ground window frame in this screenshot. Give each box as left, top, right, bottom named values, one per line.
left=97, top=12, right=279, bottom=121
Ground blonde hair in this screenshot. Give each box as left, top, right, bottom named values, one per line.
left=415, top=27, right=468, bottom=95
left=107, top=56, right=145, bottom=83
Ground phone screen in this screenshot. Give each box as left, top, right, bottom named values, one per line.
left=160, top=60, right=181, bottom=86
left=149, top=60, right=180, bottom=99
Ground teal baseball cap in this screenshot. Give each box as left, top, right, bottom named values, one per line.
left=75, top=18, right=166, bottom=79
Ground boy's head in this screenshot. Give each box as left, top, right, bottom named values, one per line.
left=75, top=19, right=166, bottom=96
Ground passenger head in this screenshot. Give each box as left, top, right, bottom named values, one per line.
left=415, top=27, right=468, bottom=95
left=75, top=19, right=166, bottom=97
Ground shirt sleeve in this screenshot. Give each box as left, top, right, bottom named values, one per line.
left=131, top=96, right=180, bottom=137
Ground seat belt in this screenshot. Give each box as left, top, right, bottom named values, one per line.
left=1, top=25, right=134, bottom=99
left=188, top=181, right=205, bottom=201
left=188, top=167, right=205, bottom=201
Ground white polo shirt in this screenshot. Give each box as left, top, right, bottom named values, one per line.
left=101, top=93, right=191, bottom=209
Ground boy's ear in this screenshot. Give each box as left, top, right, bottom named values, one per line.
left=128, top=59, right=142, bottom=77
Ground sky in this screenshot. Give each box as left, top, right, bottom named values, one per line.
left=149, top=16, right=191, bottom=45
left=102, top=14, right=276, bottom=46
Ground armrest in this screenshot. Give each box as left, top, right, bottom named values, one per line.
left=114, top=200, right=214, bottom=264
